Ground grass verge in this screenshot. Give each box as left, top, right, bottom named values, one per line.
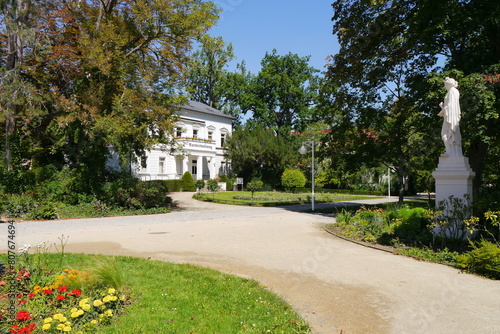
left=194, top=191, right=380, bottom=207
left=1, top=253, right=311, bottom=333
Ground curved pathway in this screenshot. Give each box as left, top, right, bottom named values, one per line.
left=1, top=193, right=499, bottom=333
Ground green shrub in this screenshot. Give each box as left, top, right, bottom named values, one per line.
left=246, top=180, right=263, bottom=198
left=181, top=171, right=196, bottom=191
left=195, top=179, right=205, bottom=193
left=281, top=169, right=306, bottom=193
left=456, top=240, right=500, bottom=279
left=1, top=194, right=36, bottom=218
left=165, top=179, right=183, bottom=192
left=26, top=203, right=59, bottom=220
left=206, top=179, right=220, bottom=196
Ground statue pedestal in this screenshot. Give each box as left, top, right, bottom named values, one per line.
left=432, top=155, right=475, bottom=204
left=432, top=155, right=475, bottom=238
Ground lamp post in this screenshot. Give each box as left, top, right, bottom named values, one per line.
left=299, top=141, right=315, bottom=211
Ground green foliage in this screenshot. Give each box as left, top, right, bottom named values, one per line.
left=181, top=171, right=196, bottom=191
left=456, top=240, right=500, bottom=279
left=164, top=179, right=183, bottom=192
left=206, top=179, right=220, bottom=196
left=225, top=125, right=297, bottom=189
left=246, top=180, right=263, bottom=198
left=281, top=169, right=307, bottom=193
left=1, top=194, right=37, bottom=218
left=333, top=205, right=433, bottom=247
left=102, top=179, right=171, bottom=209
left=244, top=49, right=320, bottom=135
left=195, top=179, right=205, bottom=193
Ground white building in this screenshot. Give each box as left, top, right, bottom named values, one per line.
left=109, top=101, right=234, bottom=181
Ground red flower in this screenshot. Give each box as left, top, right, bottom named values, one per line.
left=42, top=289, right=53, bottom=295
left=10, top=323, right=36, bottom=334
left=17, top=293, right=23, bottom=298
left=58, top=286, right=68, bottom=292
left=28, top=293, right=36, bottom=299
left=18, top=300, right=27, bottom=306
left=0, top=280, right=5, bottom=286
left=70, top=289, right=82, bottom=297
left=56, top=294, right=65, bottom=301
left=15, top=310, right=31, bottom=321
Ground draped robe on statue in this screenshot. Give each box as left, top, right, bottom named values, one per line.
left=438, top=78, right=463, bottom=156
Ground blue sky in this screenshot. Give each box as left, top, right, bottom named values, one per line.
left=208, top=1, right=340, bottom=74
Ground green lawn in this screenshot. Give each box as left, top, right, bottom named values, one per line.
left=194, top=191, right=381, bottom=207
left=1, top=253, right=311, bottom=333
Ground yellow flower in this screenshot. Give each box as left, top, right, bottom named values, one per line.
left=42, top=324, right=51, bottom=331
left=57, top=324, right=65, bottom=330
left=79, top=298, right=90, bottom=307
left=70, top=308, right=78, bottom=314
left=44, top=318, right=53, bottom=324
left=107, top=288, right=116, bottom=295
left=63, top=325, right=72, bottom=332
left=90, top=320, right=98, bottom=325
left=71, top=312, right=80, bottom=318
left=82, top=304, right=91, bottom=312
left=110, top=295, right=118, bottom=301
left=104, top=309, right=113, bottom=317
left=103, top=295, right=111, bottom=303
left=93, top=299, right=103, bottom=307
left=120, top=295, right=126, bottom=301
left=53, top=313, right=64, bottom=321
left=58, top=316, right=68, bottom=323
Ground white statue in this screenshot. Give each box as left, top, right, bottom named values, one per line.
left=438, top=77, right=462, bottom=156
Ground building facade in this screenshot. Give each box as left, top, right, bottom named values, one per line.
left=108, top=101, right=234, bottom=181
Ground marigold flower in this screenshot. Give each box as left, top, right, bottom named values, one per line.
left=107, top=288, right=116, bottom=295
left=103, top=295, right=111, bottom=303
left=63, top=326, right=72, bottom=332
left=90, top=320, right=98, bottom=325
left=56, top=294, right=65, bottom=301
left=42, top=289, right=53, bottom=295
left=43, top=318, right=53, bottom=324
left=28, top=293, right=36, bottom=299
left=16, top=310, right=31, bottom=321
left=58, top=286, right=68, bottom=293
left=42, top=323, right=51, bottom=330
left=82, top=304, right=91, bottom=312
left=93, top=299, right=103, bottom=307
left=70, top=289, right=82, bottom=297
left=104, top=309, right=113, bottom=317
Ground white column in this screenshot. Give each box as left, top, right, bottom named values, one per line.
left=207, top=157, right=214, bottom=179
left=182, top=157, right=189, bottom=175
left=197, top=156, right=203, bottom=180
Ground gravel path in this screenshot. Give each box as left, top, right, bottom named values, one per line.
left=1, top=193, right=499, bottom=334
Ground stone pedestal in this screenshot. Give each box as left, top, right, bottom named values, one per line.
left=432, top=155, right=475, bottom=239
left=432, top=155, right=475, bottom=205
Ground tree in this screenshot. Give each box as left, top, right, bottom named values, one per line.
left=323, top=0, right=500, bottom=201
left=185, top=36, right=235, bottom=108
left=206, top=178, right=220, bottom=197
left=185, top=38, right=251, bottom=125
left=245, top=49, right=320, bottom=137
left=181, top=171, right=195, bottom=192
left=0, top=0, right=219, bottom=193
left=246, top=180, right=263, bottom=199
left=195, top=179, right=205, bottom=194
left=281, top=169, right=306, bottom=193
left=225, top=124, right=297, bottom=189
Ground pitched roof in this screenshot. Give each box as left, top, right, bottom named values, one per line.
left=183, top=100, right=236, bottom=120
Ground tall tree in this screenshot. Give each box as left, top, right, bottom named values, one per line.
left=323, top=0, right=500, bottom=197
left=185, top=36, right=235, bottom=108
left=225, top=124, right=297, bottom=188
left=1, top=0, right=219, bottom=179
left=246, top=49, right=319, bottom=137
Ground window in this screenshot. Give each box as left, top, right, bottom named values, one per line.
left=221, top=133, right=226, bottom=147
left=191, top=160, right=197, bottom=175
left=193, top=129, right=198, bottom=138
left=159, top=157, right=165, bottom=174
left=176, top=128, right=182, bottom=137
left=208, top=131, right=213, bottom=140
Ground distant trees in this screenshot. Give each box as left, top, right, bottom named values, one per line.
left=321, top=0, right=500, bottom=201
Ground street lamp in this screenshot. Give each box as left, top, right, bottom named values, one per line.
left=299, top=141, right=315, bottom=211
